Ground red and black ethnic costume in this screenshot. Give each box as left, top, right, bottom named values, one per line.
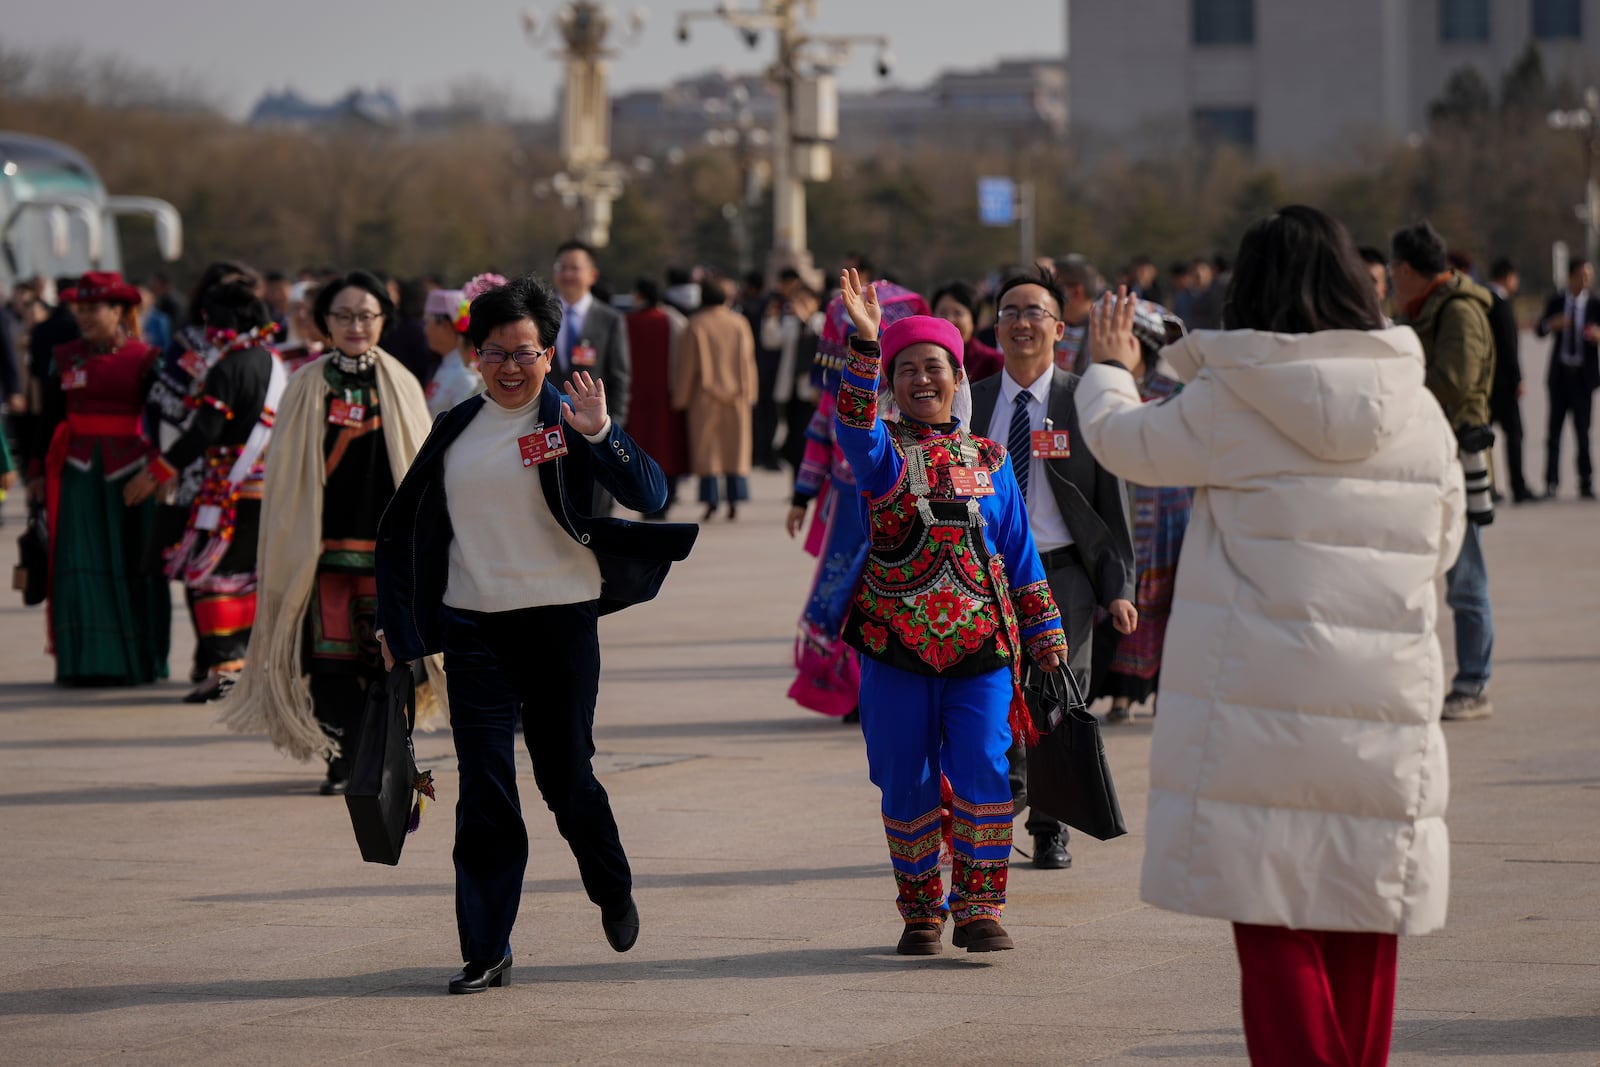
left=834, top=335, right=1067, bottom=931
left=147, top=332, right=285, bottom=675
left=41, top=337, right=171, bottom=684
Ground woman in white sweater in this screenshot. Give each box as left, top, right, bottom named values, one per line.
left=1076, top=206, right=1465, bottom=1067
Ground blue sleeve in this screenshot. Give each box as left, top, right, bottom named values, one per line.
left=831, top=338, right=903, bottom=498
left=585, top=419, right=668, bottom=514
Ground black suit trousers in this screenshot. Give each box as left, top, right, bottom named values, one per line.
left=443, top=601, right=631, bottom=962
left=1546, top=366, right=1594, bottom=491
left=1490, top=391, right=1529, bottom=498
left=1006, top=553, right=1097, bottom=843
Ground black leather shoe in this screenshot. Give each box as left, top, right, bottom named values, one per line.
left=448, top=953, right=512, bottom=994
left=1033, top=833, right=1072, bottom=870
left=319, top=758, right=349, bottom=796
left=602, top=896, right=640, bottom=952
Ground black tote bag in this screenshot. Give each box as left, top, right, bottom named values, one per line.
left=1023, top=667, right=1128, bottom=841
left=14, top=503, right=48, bottom=606
left=344, top=665, right=420, bottom=866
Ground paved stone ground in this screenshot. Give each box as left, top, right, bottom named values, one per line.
left=0, top=335, right=1595, bottom=1065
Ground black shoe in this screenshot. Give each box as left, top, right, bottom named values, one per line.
left=189, top=662, right=209, bottom=684
left=448, top=953, right=512, bottom=994
left=181, top=669, right=237, bottom=705
left=319, top=757, right=350, bottom=796
left=842, top=708, right=860, bottom=724
left=1512, top=489, right=1538, bottom=504
left=1544, top=485, right=1560, bottom=499
left=602, top=896, right=640, bottom=952
left=701, top=503, right=717, bottom=521
left=1032, top=832, right=1071, bottom=870
left=1582, top=487, right=1596, bottom=501
left=726, top=503, right=738, bottom=521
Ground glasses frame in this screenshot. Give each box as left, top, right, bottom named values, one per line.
left=327, top=310, right=385, bottom=328
left=996, top=305, right=1061, bottom=325
left=477, top=344, right=554, bottom=366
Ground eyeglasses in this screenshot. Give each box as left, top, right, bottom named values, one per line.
left=997, top=306, right=1059, bottom=325
left=328, top=310, right=383, bottom=327
left=477, top=345, right=553, bottom=366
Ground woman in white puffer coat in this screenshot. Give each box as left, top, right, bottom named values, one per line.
left=1076, top=206, right=1465, bottom=1067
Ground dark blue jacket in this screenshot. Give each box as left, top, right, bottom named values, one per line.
left=375, top=384, right=698, bottom=662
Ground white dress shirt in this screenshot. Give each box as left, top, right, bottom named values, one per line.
left=557, top=291, right=595, bottom=372
left=985, top=365, right=1074, bottom=553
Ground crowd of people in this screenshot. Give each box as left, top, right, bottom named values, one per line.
left=0, top=198, right=1591, bottom=1063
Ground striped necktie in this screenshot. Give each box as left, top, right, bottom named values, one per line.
left=1008, top=390, right=1033, bottom=503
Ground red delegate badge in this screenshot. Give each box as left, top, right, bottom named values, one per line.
left=518, top=426, right=569, bottom=468
left=328, top=398, right=367, bottom=427
left=178, top=349, right=208, bottom=379
left=62, top=367, right=89, bottom=391
left=1031, top=428, right=1071, bottom=459
left=571, top=343, right=598, bottom=367
left=948, top=466, right=996, bottom=498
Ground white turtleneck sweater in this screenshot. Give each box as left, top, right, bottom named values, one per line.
left=442, top=394, right=606, bottom=613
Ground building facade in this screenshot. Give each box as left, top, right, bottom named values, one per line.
left=1067, top=0, right=1600, bottom=158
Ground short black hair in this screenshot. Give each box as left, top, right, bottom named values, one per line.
left=1489, top=256, right=1516, bottom=281
left=995, top=268, right=1065, bottom=318
left=743, top=270, right=766, bottom=291
left=201, top=281, right=273, bottom=334
left=1357, top=246, right=1387, bottom=267
left=467, top=273, right=563, bottom=351
left=187, top=259, right=259, bottom=328
left=1052, top=254, right=1101, bottom=298
left=312, top=270, right=395, bottom=337
left=264, top=270, right=288, bottom=285
left=556, top=239, right=598, bottom=264
left=1446, top=250, right=1474, bottom=274
left=665, top=265, right=694, bottom=286
left=845, top=252, right=875, bottom=276
left=1390, top=221, right=1449, bottom=276
left=1568, top=257, right=1591, bottom=277
left=929, top=280, right=978, bottom=318
left=633, top=277, right=661, bottom=308
left=777, top=267, right=801, bottom=284
left=1226, top=205, right=1385, bottom=333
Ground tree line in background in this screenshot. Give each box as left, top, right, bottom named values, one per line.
left=1, top=39, right=1595, bottom=305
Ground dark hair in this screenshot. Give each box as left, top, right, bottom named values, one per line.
left=556, top=239, right=598, bottom=264
left=397, top=278, right=427, bottom=318
left=1357, top=246, right=1387, bottom=267
left=995, top=268, right=1066, bottom=317
left=1169, top=260, right=1193, bottom=277
left=1489, top=256, right=1516, bottom=281
left=312, top=270, right=395, bottom=336
left=1390, top=221, right=1449, bottom=276
left=777, top=267, right=801, bottom=284
left=200, top=281, right=272, bottom=334
left=743, top=270, right=766, bottom=291
left=263, top=270, right=288, bottom=285
left=466, top=273, right=563, bottom=351
left=1052, top=254, right=1101, bottom=297
left=633, top=278, right=661, bottom=308
left=1446, top=250, right=1474, bottom=274
left=1225, top=205, right=1385, bottom=333
left=1568, top=257, right=1591, bottom=277
left=665, top=265, right=693, bottom=286
left=845, top=252, right=875, bottom=276
left=929, top=280, right=978, bottom=318
left=186, top=259, right=259, bottom=328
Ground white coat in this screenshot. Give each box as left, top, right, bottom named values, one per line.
left=1075, top=327, right=1465, bottom=935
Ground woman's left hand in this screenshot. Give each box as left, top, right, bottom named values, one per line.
left=1088, top=286, right=1142, bottom=367
left=1037, top=651, right=1063, bottom=673
left=561, top=371, right=608, bottom=437
left=123, top=469, right=159, bottom=507
left=1110, top=598, right=1139, bottom=634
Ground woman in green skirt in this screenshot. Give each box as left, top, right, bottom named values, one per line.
left=40, top=272, right=169, bottom=685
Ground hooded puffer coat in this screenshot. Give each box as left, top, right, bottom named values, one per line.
left=1075, top=327, right=1465, bottom=935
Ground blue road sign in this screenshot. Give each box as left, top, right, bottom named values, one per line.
left=978, top=177, right=1016, bottom=227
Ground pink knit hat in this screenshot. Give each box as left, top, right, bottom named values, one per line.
left=881, top=314, right=964, bottom=369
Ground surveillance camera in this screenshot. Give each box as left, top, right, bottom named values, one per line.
left=877, top=50, right=895, bottom=78
left=677, top=21, right=689, bottom=42
left=743, top=28, right=760, bottom=49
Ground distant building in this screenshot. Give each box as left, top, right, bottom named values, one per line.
left=1066, top=0, right=1600, bottom=158
left=248, top=88, right=404, bottom=129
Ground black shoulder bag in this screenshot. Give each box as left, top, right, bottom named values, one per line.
left=1023, top=667, right=1128, bottom=841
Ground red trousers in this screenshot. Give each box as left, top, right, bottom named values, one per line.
left=1232, top=922, right=1398, bottom=1067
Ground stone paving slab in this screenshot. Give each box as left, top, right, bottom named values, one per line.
left=0, top=333, right=1596, bottom=1064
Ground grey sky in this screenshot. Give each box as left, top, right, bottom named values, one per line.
left=6, top=1, right=1065, bottom=119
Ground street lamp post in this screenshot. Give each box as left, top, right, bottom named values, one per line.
left=523, top=2, right=645, bottom=247
left=676, top=0, right=893, bottom=282
left=704, top=85, right=772, bottom=276
left=1548, top=87, right=1600, bottom=267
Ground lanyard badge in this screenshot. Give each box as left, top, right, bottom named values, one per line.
left=518, top=425, right=569, bottom=467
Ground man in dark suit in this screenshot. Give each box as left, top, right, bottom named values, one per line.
left=1535, top=259, right=1600, bottom=499
left=970, top=270, right=1137, bottom=870
left=554, top=239, right=632, bottom=513
left=1486, top=257, right=1534, bottom=503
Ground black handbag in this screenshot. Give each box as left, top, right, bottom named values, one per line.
left=344, top=665, right=424, bottom=866
left=13, top=502, right=47, bottom=607
left=1023, top=667, right=1128, bottom=841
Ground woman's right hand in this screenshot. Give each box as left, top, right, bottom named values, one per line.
left=839, top=268, right=882, bottom=341
left=785, top=504, right=808, bottom=539
left=379, top=632, right=396, bottom=672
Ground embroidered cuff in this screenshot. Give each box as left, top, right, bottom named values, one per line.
left=149, top=455, right=178, bottom=484
left=190, top=394, right=235, bottom=420
left=1014, top=578, right=1068, bottom=661
left=836, top=380, right=878, bottom=429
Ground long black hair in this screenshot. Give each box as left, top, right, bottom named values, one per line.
left=185, top=259, right=259, bottom=328
left=1224, top=205, right=1385, bottom=334
left=199, top=281, right=272, bottom=334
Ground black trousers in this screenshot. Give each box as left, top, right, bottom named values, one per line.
left=1489, top=391, right=1529, bottom=499
left=442, top=600, right=631, bottom=962
left=752, top=350, right=781, bottom=466
left=1545, top=367, right=1594, bottom=492
left=1007, top=550, right=1097, bottom=842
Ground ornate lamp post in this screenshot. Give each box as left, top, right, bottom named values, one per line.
left=1548, top=86, right=1600, bottom=267
left=523, top=2, right=645, bottom=247
left=676, top=0, right=893, bottom=281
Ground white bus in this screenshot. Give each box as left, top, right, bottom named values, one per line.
left=0, top=131, right=182, bottom=291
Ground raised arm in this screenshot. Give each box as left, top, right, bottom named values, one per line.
left=831, top=269, right=902, bottom=497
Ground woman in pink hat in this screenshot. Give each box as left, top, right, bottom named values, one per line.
left=41, top=272, right=170, bottom=685
left=833, top=269, right=1067, bottom=956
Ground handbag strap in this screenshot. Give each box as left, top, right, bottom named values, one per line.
left=1025, top=663, right=1089, bottom=714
